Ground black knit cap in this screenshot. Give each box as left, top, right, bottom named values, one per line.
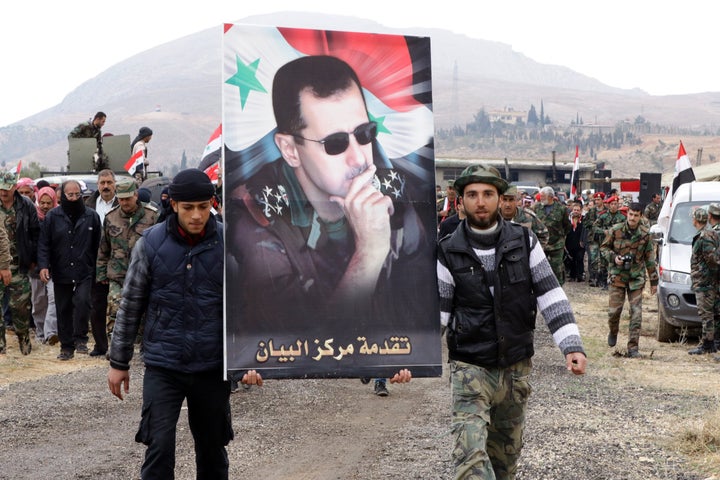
left=169, top=168, right=215, bottom=201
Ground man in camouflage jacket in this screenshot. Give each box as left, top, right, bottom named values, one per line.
left=584, top=193, right=605, bottom=286
left=593, top=196, right=626, bottom=289
left=687, top=207, right=719, bottom=355
left=532, top=186, right=571, bottom=285
left=600, top=203, right=658, bottom=358
left=499, top=185, right=549, bottom=249
left=96, top=178, right=158, bottom=344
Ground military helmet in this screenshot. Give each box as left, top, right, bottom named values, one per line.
left=453, top=164, right=508, bottom=195
left=692, top=207, right=709, bottom=223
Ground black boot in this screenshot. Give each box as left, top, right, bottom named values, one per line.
left=688, top=340, right=717, bottom=355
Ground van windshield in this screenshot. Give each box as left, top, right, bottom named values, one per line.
left=668, top=202, right=713, bottom=244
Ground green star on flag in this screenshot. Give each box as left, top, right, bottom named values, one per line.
left=225, top=56, right=267, bottom=109
left=369, top=113, right=390, bottom=135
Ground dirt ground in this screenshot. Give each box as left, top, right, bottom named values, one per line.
left=0, top=280, right=718, bottom=479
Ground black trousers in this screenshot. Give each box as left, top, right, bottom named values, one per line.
left=53, top=279, right=92, bottom=351
left=90, top=281, right=109, bottom=353
left=137, top=366, right=233, bottom=480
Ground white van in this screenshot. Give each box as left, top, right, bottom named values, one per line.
left=651, top=181, right=720, bottom=341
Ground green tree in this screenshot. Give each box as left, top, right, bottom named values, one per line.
left=527, top=105, right=539, bottom=126
left=180, top=150, right=187, bottom=170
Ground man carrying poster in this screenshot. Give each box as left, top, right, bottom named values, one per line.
left=223, top=27, right=439, bottom=379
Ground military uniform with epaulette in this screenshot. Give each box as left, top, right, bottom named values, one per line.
left=512, top=206, right=549, bottom=250
left=532, top=196, right=571, bottom=285
left=96, top=179, right=158, bottom=339
left=600, top=214, right=658, bottom=356
left=584, top=200, right=605, bottom=286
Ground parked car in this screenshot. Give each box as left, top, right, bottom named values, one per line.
left=651, top=181, right=720, bottom=342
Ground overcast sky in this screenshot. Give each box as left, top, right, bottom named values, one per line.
left=1, top=0, right=716, bottom=127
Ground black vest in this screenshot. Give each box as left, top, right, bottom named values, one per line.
left=439, top=219, right=537, bottom=368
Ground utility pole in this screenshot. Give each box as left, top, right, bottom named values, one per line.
left=551, top=150, right=557, bottom=183
left=697, top=148, right=703, bottom=166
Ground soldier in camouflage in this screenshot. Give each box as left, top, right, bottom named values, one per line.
left=643, top=193, right=662, bottom=227
left=593, top=196, right=626, bottom=289
left=584, top=192, right=606, bottom=286
left=707, top=204, right=720, bottom=353
left=499, top=185, right=549, bottom=249
left=0, top=199, right=14, bottom=354
left=68, top=112, right=107, bottom=171
left=96, top=178, right=158, bottom=348
left=0, top=171, right=40, bottom=355
left=600, top=203, right=658, bottom=358
left=532, top=186, right=572, bottom=285
left=687, top=208, right=719, bottom=354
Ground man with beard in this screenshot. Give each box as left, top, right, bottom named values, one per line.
left=38, top=180, right=101, bottom=360
left=437, top=164, right=586, bottom=479
left=593, top=196, right=626, bottom=290
left=84, top=169, right=119, bottom=357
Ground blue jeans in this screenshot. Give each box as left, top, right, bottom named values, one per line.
left=137, top=366, right=233, bottom=479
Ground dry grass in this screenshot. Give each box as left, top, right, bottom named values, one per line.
left=567, top=281, right=720, bottom=477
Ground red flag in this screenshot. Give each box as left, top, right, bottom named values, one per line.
left=124, top=149, right=144, bottom=176
left=204, top=162, right=220, bottom=183
left=570, top=145, right=579, bottom=199
left=198, top=124, right=222, bottom=171
left=15, top=160, right=22, bottom=175
left=657, top=140, right=696, bottom=230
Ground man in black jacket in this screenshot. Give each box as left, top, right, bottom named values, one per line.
left=38, top=180, right=101, bottom=360
left=108, top=169, right=263, bottom=479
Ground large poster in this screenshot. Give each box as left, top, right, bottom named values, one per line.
left=223, top=24, right=440, bottom=379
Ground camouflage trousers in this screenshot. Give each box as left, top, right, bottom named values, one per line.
left=696, top=289, right=717, bottom=341
left=451, top=358, right=532, bottom=480
left=0, top=270, right=32, bottom=351
left=587, top=242, right=600, bottom=279
left=106, top=280, right=123, bottom=337
left=608, top=285, right=644, bottom=350
left=545, top=248, right=565, bottom=286
left=107, top=279, right=144, bottom=343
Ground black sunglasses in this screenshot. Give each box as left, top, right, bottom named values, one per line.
left=293, top=121, right=377, bottom=156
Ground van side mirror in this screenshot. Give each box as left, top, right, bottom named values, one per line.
left=650, top=224, right=664, bottom=244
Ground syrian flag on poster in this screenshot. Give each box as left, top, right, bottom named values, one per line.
left=221, top=25, right=435, bottom=189
left=570, top=145, right=579, bottom=200
left=657, top=141, right=696, bottom=230
left=198, top=124, right=222, bottom=172
left=124, top=149, right=144, bottom=176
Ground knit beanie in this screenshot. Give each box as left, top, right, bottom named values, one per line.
left=169, top=168, right=215, bottom=201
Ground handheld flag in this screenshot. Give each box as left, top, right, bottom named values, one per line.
left=657, top=141, right=695, bottom=230
left=124, top=149, right=144, bottom=176
left=15, top=161, right=22, bottom=175
left=570, top=145, right=579, bottom=200
left=198, top=124, right=222, bottom=172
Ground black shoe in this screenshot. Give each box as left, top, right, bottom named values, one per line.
left=608, top=333, right=617, bottom=347
left=75, top=343, right=89, bottom=354
left=626, top=349, right=641, bottom=358
left=688, top=340, right=717, bottom=355
left=89, top=349, right=107, bottom=357
left=57, top=350, right=74, bottom=361
left=360, top=377, right=371, bottom=385
left=374, top=380, right=389, bottom=397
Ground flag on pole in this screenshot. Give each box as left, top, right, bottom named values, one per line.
left=15, top=160, right=22, bottom=175
left=124, top=149, right=144, bottom=176
left=198, top=124, right=222, bottom=172
left=570, top=145, right=579, bottom=200
left=204, top=162, right=220, bottom=183
left=657, top=141, right=695, bottom=230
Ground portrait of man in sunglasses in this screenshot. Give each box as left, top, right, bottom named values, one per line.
left=225, top=49, right=439, bottom=378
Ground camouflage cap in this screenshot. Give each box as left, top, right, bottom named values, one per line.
left=453, top=164, right=508, bottom=195
left=692, top=207, right=708, bottom=223
left=503, top=185, right=518, bottom=197
left=708, top=203, right=720, bottom=217
left=0, top=171, right=17, bottom=190
left=115, top=177, right=138, bottom=198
